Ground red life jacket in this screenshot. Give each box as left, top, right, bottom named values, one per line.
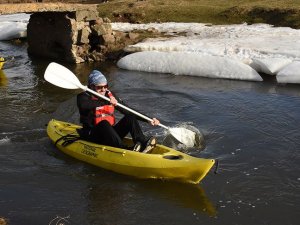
left=93, top=91, right=115, bottom=126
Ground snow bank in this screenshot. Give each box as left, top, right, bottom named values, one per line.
left=114, top=22, right=300, bottom=83
left=0, top=13, right=30, bottom=40
left=0, top=21, right=28, bottom=40
left=250, top=58, right=292, bottom=75
left=277, top=61, right=300, bottom=84
left=119, top=23, right=300, bottom=62
left=0, top=13, right=30, bottom=22
left=117, top=51, right=263, bottom=82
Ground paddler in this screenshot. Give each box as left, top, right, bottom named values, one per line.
left=77, top=70, right=160, bottom=153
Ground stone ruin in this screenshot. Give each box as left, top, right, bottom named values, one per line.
left=27, top=9, right=139, bottom=63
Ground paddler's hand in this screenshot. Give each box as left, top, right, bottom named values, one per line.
left=110, top=96, right=118, bottom=106
left=151, top=118, right=160, bottom=126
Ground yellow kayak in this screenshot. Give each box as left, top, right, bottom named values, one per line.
left=47, top=119, right=215, bottom=184
left=0, top=70, right=8, bottom=86
left=0, top=57, right=5, bottom=70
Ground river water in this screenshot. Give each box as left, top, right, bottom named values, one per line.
left=0, top=40, right=299, bottom=225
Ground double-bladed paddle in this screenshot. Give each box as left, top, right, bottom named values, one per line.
left=44, top=62, right=197, bottom=147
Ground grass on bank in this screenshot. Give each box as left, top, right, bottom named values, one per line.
left=97, top=0, right=300, bottom=28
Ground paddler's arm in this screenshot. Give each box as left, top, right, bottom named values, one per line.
left=109, top=91, right=160, bottom=125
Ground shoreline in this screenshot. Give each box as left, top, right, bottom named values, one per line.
left=0, top=2, right=299, bottom=29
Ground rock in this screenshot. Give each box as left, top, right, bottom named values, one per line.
left=114, top=31, right=127, bottom=43
left=128, top=32, right=140, bottom=41
left=0, top=217, right=7, bottom=225
left=94, top=18, right=104, bottom=25
left=91, top=23, right=112, bottom=36
left=89, top=50, right=105, bottom=61
left=77, top=26, right=91, bottom=44
left=101, top=33, right=115, bottom=44
left=103, top=17, right=111, bottom=23
left=75, top=9, right=98, bottom=21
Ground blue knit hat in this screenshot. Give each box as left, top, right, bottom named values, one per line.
left=88, top=70, right=107, bottom=85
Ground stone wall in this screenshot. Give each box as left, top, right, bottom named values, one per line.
left=27, top=9, right=141, bottom=63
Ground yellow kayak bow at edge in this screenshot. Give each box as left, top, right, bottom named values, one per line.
left=0, top=57, right=5, bottom=70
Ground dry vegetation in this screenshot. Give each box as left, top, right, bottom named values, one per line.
left=96, top=0, right=300, bottom=28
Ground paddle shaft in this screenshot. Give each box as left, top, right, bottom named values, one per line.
left=85, top=86, right=169, bottom=130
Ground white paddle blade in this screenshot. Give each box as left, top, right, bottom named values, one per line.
left=44, top=62, right=84, bottom=90
left=169, top=127, right=196, bottom=148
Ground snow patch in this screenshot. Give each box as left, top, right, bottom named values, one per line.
left=118, top=51, right=263, bottom=81
left=276, top=61, right=300, bottom=84
left=250, top=58, right=292, bottom=75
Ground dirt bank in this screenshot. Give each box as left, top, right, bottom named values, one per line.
left=221, top=6, right=300, bottom=29
left=0, top=3, right=97, bottom=15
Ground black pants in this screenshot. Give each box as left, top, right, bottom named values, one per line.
left=88, top=114, right=147, bottom=148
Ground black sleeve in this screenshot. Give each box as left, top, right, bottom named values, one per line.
left=77, top=92, right=108, bottom=111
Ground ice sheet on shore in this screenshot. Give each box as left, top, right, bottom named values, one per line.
left=0, top=13, right=30, bottom=41
left=250, top=58, right=293, bottom=75
left=113, top=22, right=300, bottom=83
left=277, top=61, right=300, bottom=84
left=0, top=21, right=28, bottom=40
left=117, top=51, right=263, bottom=82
